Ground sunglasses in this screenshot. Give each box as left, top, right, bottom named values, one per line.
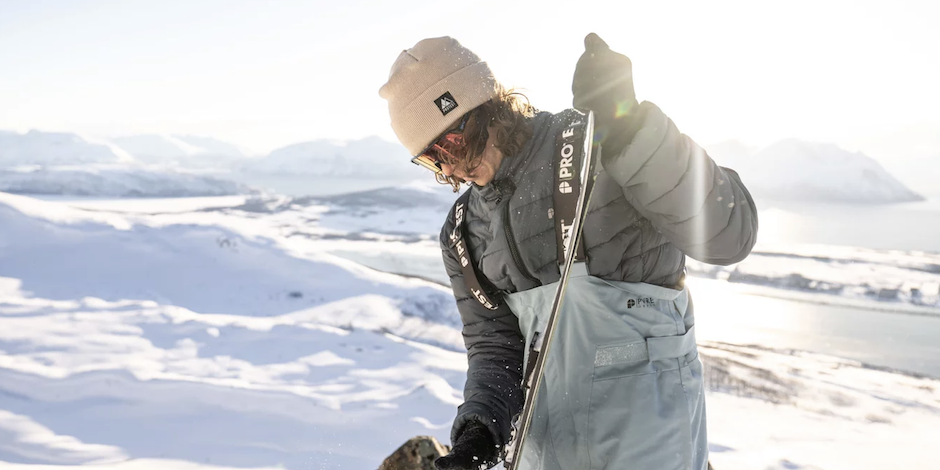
left=411, top=112, right=471, bottom=174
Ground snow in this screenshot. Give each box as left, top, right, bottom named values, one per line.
left=0, top=191, right=465, bottom=468
left=0, top=281, right=465, bottom=468
left=0, top=409, right=126, bottom=464
left=1, top=190, right=938, bottom=469
left=702, top=341, right=940, bottom=470
left=49, top=196, right=249, bottom=214
left=706, top=139, right=924, bottom=204
left=0, top=191, right=460, bottom=339
left=0, top=462, right=284, bottom=470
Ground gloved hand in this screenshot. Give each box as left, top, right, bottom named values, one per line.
left=572, top=32, right=645, bottom=156
left=434, top=420, right=499, bottom=470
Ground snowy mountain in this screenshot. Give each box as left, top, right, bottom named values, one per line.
left=0, top=130, right=253, bottom=197
left=111, top=134, right=246, bottom=167
left=242, top=136, right=419, bottom=178
left=879, top=153, right=940, bottom=198
left=0, top=166, right=252, bottom=197
left=0, top=129, right=133, bottom=166
left=706, top=139, right=924, bottom=204
left=703, top=139, right=758, bottom=169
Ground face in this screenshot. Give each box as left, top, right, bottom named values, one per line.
left=439, top=125, right=504, bottom=187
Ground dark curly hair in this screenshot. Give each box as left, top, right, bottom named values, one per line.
left=435, top=85, right=536, bottom=192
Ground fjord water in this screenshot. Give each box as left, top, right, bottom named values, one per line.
left=691, top=278, right=940, bottom=378
left=757, top=197, right=940, bottom=253
left=694, top=197, right=940, bottom=377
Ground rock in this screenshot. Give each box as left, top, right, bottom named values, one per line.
left=378, top=435, right=450, bottom=470
left=877, top=288, right=900, bottom=301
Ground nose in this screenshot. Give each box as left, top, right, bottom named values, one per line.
left=440, top=163, right=455, bottom=177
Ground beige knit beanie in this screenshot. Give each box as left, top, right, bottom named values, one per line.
left=379, top=37, right=500, bottom=156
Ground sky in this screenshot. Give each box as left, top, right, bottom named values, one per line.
left=1, top=0, right=939, bottom=166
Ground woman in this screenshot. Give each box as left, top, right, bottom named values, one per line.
left=379, top=34, right=757, bottom=470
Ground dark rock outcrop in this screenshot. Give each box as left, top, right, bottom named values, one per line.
left=379, top=436, right=450, bottom=470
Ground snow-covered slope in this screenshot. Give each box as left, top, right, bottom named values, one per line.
left=0, top=192, right=938, bottom=470
left=0, top=191, right=465, bottom=468
left=0, top=130, right=133, bottom=166
left=222, top=182, right=460, bottom=280
left=0, top=166, right=252, bottom=198
left=242, top=136, right=419, bottom=178
left=706, top=139, right=924, bottom=204
left=0, top=192, right=458, bottom=335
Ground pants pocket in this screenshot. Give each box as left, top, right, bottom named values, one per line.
left=587, top=343, right=695, bottom=470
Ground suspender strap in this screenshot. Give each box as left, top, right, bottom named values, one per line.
left=448, top=190, right=499, bottom=310
left=553, top=110, right=589, bottom=265
left=452, top=109, right=592, bottom=310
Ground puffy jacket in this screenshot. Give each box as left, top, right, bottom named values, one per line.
left=439, top=102, right=758, bottom=447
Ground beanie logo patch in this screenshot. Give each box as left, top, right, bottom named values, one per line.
left=434, top=92, right=459, bottom=116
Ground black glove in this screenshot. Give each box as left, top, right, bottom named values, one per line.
left=572, top=32, right=645, bottom=156
left=434, top=420, right=499, bottom=470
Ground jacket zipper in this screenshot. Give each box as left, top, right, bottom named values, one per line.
left=503, top=200, right=541, bottom=286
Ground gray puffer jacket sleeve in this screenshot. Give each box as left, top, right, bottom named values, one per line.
left=440, top=223, right=525, bottom=448
left=601, top=102, right=758, bottom=265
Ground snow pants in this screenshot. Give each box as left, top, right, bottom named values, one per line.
left=505, top=264, right=707, bottom=470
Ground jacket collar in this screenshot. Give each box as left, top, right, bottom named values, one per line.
left=472, top=112, right=552, bottom=209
